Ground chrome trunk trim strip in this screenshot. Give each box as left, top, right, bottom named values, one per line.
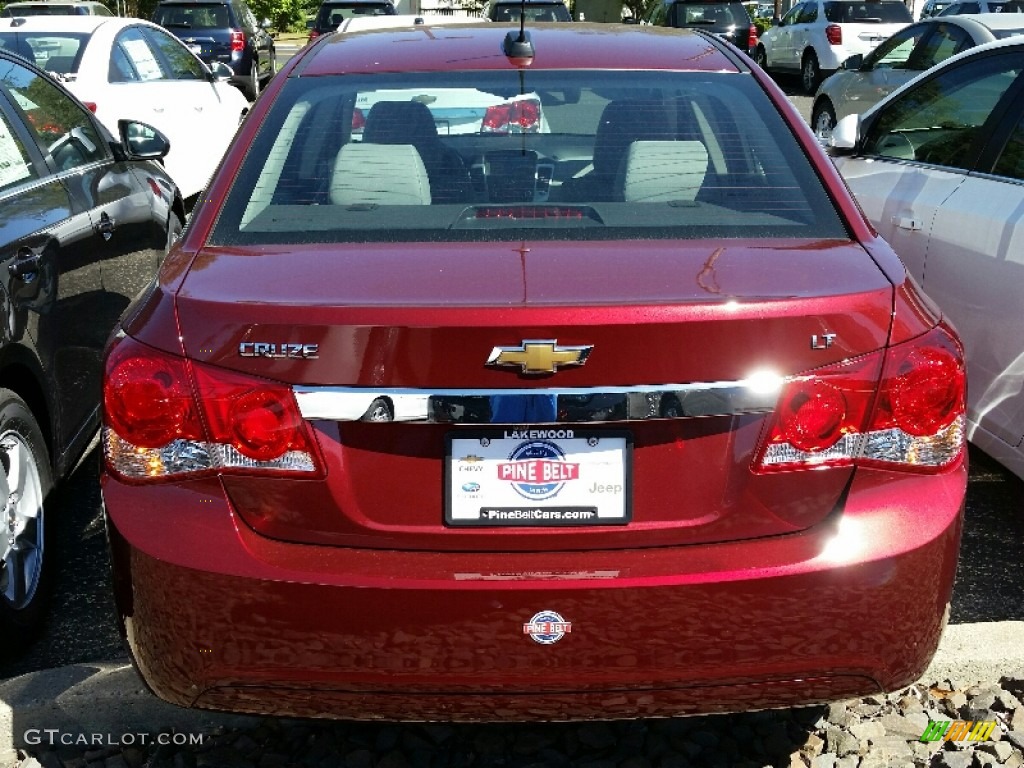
left=294, top=378, right=783, bottom=424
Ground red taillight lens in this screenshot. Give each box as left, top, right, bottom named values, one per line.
left=779, top=379, right=848, bottom=453
left=103, top=335, right=322, bottom=481
left=481, top=99, right=541, bottom=133
left=826, top=24, right=842, bottom=44
left=230, top=29, right=245, bottom=52
left=83, top=102, right=97, bottom=113
left=873, top=331, right=965, bottom=438
left=756, top=324, right=965, bottom=473
left=351, top=107, right=366, bottom=131
left=747, top=24, right=758, bottom=50
left=191, top=364, right=308, bottom=462
left=104, top=341, right=201, bottom=449
left=308, top=30, right=320, bottom=41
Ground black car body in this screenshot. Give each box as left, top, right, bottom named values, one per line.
left=152, top=0, right=275, bottom=100
left=484, top=0, right=572, bottom=21
left=307, top=0, right=396, bottom=42
left=644, top=0, right=757, bottom=53
left=0, top=47, right=183, bottom=643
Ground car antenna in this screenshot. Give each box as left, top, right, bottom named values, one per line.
left=503, top=0, right=535, bottom=58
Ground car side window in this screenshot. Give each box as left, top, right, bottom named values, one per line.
left=992, top=111, right=1024, bottom=181
left=780, top=3, right=802, bottom=24
left=141, top=25, right=206, bottom=79
left=0, top=58, right=107, bottom=172
left=910, top=23, right=971, bottom=70
left=796, top=3, right=818, bottom=23
left=0, top=107, right=39, bottom=193
left=864, top=52, right=1023, bottom=169
left=113, top=27, right=169, bottom=82
left=865, top=25, right=921, bottom=69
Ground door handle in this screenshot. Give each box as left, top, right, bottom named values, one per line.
left=892, top=215, right=922, bottom=231
left=96, top=212, right=116, bottom=241
left=8, top=248, right=40, bottom=281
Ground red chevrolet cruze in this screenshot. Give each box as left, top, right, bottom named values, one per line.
left=101, top=19, right=968, bottom=721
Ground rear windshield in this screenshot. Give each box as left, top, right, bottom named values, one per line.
left=670, top=3, right=748, bottom=26
left=0, top=32, right=89, bottom=72
left=492, top=3, right=572, bottom=21
left=210, top=70, right=849, bottom=245
left=0, top=3, right=108, bottom=14
left=824, top=1, right=913, bottom=21
left=153, top=3, right=232, bottom=29
left=316, top=2, right=396, bottom=27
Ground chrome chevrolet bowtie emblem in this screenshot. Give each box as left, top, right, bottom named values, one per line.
left=487, top=340, right=593, bottom=375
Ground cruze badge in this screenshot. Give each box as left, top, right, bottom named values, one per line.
left=238, top=342, right=319, bottom=359
left=487, top=340, right=592, bottom=375
left=524, top=610, right=572, bottom=644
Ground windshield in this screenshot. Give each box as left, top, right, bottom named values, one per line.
left=0, top=32, right=89, bottom=72
left=210, top=70, right=848, bottom=245
left=153, top=4, right=231, bottom=28
left=824, top=1, right=913, bottom=21
left=492, top=3, right=571, bottom=21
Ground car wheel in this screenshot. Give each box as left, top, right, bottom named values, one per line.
left=754, top=45, right=768, bottom=70
left=811, top=100, right=836, bottom=141
left=0, top=390, right=54, bottom=644
left=362, top=398, right=394, bottom=422
left=801, top=51, right=821, bottom=95
left=248, top=59, right=260, bottom=101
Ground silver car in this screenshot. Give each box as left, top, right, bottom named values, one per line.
left=810, top=13, right=1024, bottom=139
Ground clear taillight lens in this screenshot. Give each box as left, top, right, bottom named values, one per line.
left=756, top=324, right=965, bottom=473
left=103, top=335, right=322, bottom=481
left=481, top=99, right=541, bottom=133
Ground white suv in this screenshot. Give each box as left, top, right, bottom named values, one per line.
left=754, top=0, right=913, bottom=93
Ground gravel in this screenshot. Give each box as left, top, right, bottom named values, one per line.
left=5, top=676, right=1024, bottom=768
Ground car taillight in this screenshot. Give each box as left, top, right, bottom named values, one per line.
left=747, top=24, right=758, bottom=50
left=308, top=29, right=320, bottom=42
left=230, top=29, right=245, bottom=52
left=481, top=99, right=541, bottom=134
left=83, top=101, right=97, bottom=113
left=826, top=23, right=842, bottom=45
left=103, top=335, right=322, bottom=481
left=755, top=324, right=965, bottom=473
left=351, top=107, right=366, bottom=131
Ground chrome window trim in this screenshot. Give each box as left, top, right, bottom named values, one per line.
left=294, top=378, right=783, bottom=424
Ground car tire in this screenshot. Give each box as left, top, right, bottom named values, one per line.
left=248, top=59, right=260, bottom=101
left=166, top=211, right=183, bottom=253
left=811, top=100, right=836, bottom=140
left=0, top=390, right=54, bottom=645
left=754, top=44, right=768, bottom=71
left=801, top=51, right=821, bottom=94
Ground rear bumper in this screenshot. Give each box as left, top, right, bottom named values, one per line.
left=103, top=462, right=965, bottom=721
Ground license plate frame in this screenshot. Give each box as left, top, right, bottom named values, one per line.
left=445, top=428, right=632, bottom=527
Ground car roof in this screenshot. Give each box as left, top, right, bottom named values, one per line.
left=951, top=10, right=1024, bottom=27
left=0, top=13, right=112, bottom=29
left=302, top=22, right=741, bottom=75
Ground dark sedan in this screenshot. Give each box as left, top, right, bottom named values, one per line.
left=0, top=48, right=184, bottom=645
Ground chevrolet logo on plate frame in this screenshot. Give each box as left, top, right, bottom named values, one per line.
left=487, top=340, right=593, bottom=375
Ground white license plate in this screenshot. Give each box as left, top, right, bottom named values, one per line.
left=446, top=429, right=631, bottom=527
